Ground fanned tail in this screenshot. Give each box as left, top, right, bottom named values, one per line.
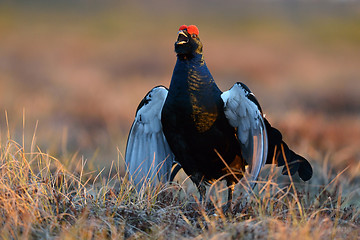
left=169, top=119, right=313, bottom=182
left=264, top=118, right=313, bottom=181
left=170, top=162, right=182, bottom=182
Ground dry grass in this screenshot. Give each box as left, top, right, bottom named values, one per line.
left=0, top=127, right=358, bottom=239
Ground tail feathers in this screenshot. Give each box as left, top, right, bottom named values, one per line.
left=296, top=153, right=313, bottom=181
left=170, top=119, right=313, bottom=182
left=264, top=118, right=313, bottom=181
left=170, top=162, right=182, bottom=182
left=278, top=142, right=300, bottom=176
left=279, top=142, right=313, bottom=181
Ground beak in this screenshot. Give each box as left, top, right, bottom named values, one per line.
left=176, top=30, right=189, bottom=45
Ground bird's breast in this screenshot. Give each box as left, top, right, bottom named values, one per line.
left=165, top=59, right=222, bottom=134
left=187, top=70, right=219, bottom=133
left=189, top=93, right=218, bottom=133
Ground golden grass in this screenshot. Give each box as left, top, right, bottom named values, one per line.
left=0, top=123, right=358, bottom=239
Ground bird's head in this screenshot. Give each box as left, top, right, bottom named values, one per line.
left=175, top=25, right=203, bottom=59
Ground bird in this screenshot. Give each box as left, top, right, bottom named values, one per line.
left=125, top=24, right=312, bottom=206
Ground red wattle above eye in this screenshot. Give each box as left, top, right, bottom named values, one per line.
left=179, top=25, right=187, bottom=31
left=187, top=25, right=199, bottom=36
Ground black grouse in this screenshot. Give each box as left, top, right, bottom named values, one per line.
left=125, top=25, right=312, bottom=205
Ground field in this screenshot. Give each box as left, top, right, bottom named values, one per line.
left=0, top=1, right=359, bottom=239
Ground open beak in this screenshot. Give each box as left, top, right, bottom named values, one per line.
left=176, top=30, right=189, bottom=45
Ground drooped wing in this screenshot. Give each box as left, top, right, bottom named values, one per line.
left=221, top=82, right=268, bottom=189
left=125, top=86, right=175, bottom=190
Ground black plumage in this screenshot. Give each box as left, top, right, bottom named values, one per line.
left=125, top=25, right=312, bottom=206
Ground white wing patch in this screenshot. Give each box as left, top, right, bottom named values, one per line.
left=125, top=86, right=175, bottom=191
left=221, top=82, right=268, bottom=189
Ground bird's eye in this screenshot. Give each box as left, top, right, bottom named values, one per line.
left=191, top=34, right=197, bottom=38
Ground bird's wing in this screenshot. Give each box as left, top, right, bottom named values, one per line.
left=221, top=82, right=268, bottom=189
left=125, top=86, right=175, bottom=191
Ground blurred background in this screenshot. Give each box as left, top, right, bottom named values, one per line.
left=0, top=0, right=359, bottom=175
